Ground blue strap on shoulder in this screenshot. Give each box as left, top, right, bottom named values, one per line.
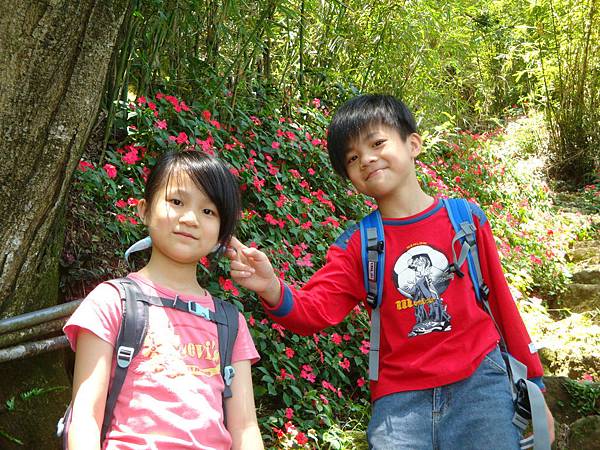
left=442, top=198, right=485, bottom=303
left=359, top=210, right=385, bottom=308
left=359, top=209, right=385, bottom=381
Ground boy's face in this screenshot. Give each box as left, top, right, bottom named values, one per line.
left=344, top=124, right=422, bottom=201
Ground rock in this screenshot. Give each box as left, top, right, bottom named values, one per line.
left=568, top=241, right=600, bottom=265
left=572, top=265, right=600, bottom=285
left=544, top=377, right=583, bottom=425
left=560, top=283, right=600, bottom=313
left=568, top=416, right=600, bottom=450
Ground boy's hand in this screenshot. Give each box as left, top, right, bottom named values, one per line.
left=226, top=237, right=281, bottom=307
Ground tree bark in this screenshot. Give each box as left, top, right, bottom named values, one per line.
left=0, top=1, right=130, bottom=447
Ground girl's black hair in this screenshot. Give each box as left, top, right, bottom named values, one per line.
left=327, top=94, right=417, bottom=178
left=144, top=151, right=241, bottom=247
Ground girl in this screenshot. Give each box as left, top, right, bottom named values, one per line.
left=64, top=151, right=263, bottom=449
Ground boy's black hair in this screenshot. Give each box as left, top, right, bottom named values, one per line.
left=327, top=94, right=417, bottom=178
left=144, top=151, right=241, bottom=247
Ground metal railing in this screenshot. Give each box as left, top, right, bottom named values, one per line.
left=0, top=300, right=82, bottom=363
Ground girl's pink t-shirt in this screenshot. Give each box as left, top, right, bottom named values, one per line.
left=64, top=272, right=260, bottom=450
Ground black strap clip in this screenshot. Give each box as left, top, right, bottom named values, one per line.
left=448, top=262, right=464, bottom=278
left=368, top=240, right=384, bottom=253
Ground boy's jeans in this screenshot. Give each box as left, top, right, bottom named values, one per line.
left=367, top=346, right=521, bottom=450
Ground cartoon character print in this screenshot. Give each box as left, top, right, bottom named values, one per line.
left=393, top=245, right=454, bottom=337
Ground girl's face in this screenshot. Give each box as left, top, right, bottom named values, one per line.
left=138, top=171, right=221, bottom=266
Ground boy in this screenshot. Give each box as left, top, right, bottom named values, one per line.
left=229, top=94, right=554, bottom=449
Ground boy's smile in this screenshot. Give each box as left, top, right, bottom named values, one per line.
left=345, top=124, right=422, bottom=203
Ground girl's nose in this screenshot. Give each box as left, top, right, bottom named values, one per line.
left=179, top=209, right=199, bottom=225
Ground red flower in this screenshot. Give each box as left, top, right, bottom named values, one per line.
left=127, top=197, right=139, bottom=206
left=175, top=132, right=189, bottom=145
left=103, top=163, right=117, bottom=179
left=218, top=276, right=239, bottom=296
left=78, top=160, right=94, bottom=172
left=116, top=214, right=126, bottom=223
left=357, top=377, right=366, bottom=387
left=128, top=217, right=138, bottom=225
left=285, top=347, right=295, bottom=359
left=295, top=432, right=308, bottom=445
left=154, top=119, right=167, bottom=130
left=300, top=221, right=312, bottom=230
left=202, top=110, right=212, bottom=121
left=331, top=333, right=342, bottom=345
left=115, top=199, right=127, bottom=208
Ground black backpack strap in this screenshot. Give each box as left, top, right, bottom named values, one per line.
left=213, top=299, right=239, bottom=399
left=101, top=278, right=149, bottom=442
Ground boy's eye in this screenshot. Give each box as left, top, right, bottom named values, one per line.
left=346, top=154, right=358, bottom=165
left=374, top=139, right=386, bottom=147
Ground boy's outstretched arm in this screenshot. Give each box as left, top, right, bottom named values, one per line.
left=227, top=237, right=281, bottom=306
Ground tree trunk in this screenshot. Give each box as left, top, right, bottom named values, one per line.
left=0, top=1, right=130, bottom=447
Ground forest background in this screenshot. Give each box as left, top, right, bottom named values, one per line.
left=0, top=0, right=599, bottom=448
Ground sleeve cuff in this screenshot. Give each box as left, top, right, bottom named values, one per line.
left=528, top=376, right=545, bottom=391
left=261, top=281, right=294, bottom=317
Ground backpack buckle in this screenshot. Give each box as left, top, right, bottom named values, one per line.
left=188, top=301, right=211, bottom=320
left=448, top=262, right=464, bottom=278
left=366, top=292, right=377, bottom=307
left=223, top=365, right=235, bottom=386
left=116, top=345, right=134, bottom=368
left=480, top=284, right=490, bottom=301
left=367, top=240, right=384, bottom=253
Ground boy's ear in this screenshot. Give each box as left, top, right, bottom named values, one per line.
left=137, top=199, right=148, bottom=225
left=408, top=133, right=423, bottom=158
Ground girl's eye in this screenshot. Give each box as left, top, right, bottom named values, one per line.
left=169, top=198, right=182, bottom=206
left=203, top=208, right=215, bottom=215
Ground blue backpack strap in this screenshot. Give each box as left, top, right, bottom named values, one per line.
left=442, top=198, right=489, bottom=303
left=101, top=277, right=149, bottom=442
left=443, top=199, right=551, bottom=449
left=359, top=210, right=385, bottom=381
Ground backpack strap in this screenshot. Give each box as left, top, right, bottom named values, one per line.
left=101, top=277, right=149, bottom=442
left=442, top=198, right=551, bottom=450
left=213, top=298, right=239, bottom=399
left=359, top=210, right=385, bottom=381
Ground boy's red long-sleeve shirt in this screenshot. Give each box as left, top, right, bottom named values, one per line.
left=263, top=199, right=544, bottom=402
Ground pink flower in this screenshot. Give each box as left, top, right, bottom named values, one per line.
left=271, top=141, right=280, bottom=149
left=122, top=149, right=140, bottom=165
left=154, top=119, right=167, bottom=130
left=285, top=408, right=294, bottom=419
left=115, top=199, right=127, bottom=208
left=78, top=160, right=94, bottom=172
left=300, top=221, right=312, bottom=230
left=275, top=183, right=284, bottom=192
left=331, top=333, right=342, bottom=345
left=339, top=358, right=350, bottom=371
left=103, top=163, right=117, bottom=179
left=312, top=98, right=321, bottom=108
left=175, top=132, right=189, bottom=145
left=360, top=340, right=370, bottom=354
left=357, top=377, right=366, bottom=387
left=285, top=347, right=295, bottom=359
